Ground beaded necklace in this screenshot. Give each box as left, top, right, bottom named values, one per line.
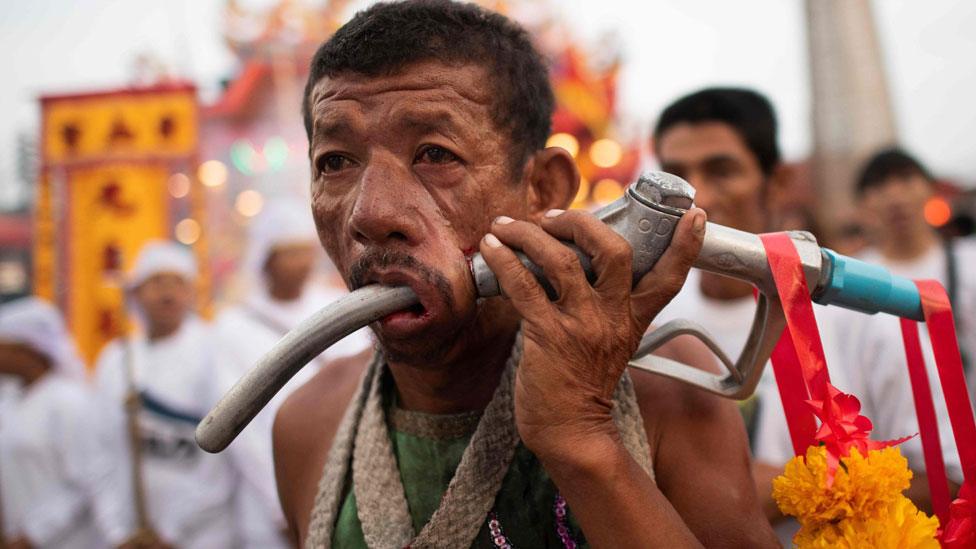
left=487, top=493, right=578, bottom=548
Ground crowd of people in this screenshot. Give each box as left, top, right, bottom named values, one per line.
left=1, top=1, right=975, bottom=547
left=1, top=201, right=369, bottom=548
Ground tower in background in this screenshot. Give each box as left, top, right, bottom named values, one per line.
left=806, top=0, right=896, bottom=244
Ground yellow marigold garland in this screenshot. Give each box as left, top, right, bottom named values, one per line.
left=773, top=445, right=939, bottom=547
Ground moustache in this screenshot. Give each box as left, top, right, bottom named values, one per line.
left=347, top=249, right=455, bottom=309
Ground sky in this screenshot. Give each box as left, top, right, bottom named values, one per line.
left=1, top=0, right=974, bottom=208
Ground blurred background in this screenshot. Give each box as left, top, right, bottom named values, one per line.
left=0, top=0, right=974, bottom=366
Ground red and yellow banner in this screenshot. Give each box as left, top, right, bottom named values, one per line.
left=66, top=164, right=170, bottom=364
left=42, top=85, right=197, bottom=166
left=36, top=84, right=204, bottom=366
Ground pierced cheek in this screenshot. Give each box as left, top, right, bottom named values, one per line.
left=438, top=197, right=496, bottom=243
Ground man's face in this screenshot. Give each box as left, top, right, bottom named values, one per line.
left=307, top=61, right=531, bottom=363
left=656, top=122, right=768, bottom=233
left=0, top=341, right=49, bottom=378
left=133, top=272, right=193, bottom=336
left=265, top=242, right=317, bottom=291
left=860, top=172, right=933, bottom=239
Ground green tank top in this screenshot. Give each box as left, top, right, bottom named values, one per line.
left=331, top=401, right=587, bottom=548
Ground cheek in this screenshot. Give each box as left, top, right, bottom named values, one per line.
left=731, top=176, right=759, bottom=200
left=311, top=195, right=352, bottom=264
left=717, top=176, right=763, bottom=214
left=431, top=184, right=527, bottom=249
left=425, top=187, right=490, bottom=249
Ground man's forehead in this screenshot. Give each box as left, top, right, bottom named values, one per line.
left=657, top=121, right=753, bottom=161
left=310, top=61, right=493, bottom=116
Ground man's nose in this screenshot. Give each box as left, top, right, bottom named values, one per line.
left=348, top=157, right=423, bottom=247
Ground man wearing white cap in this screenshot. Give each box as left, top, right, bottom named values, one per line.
left=210, top=198, right=369, bottom=548
left=0, top=297, right=126, bottom=548
left=93, top=240, right=237, bottom=548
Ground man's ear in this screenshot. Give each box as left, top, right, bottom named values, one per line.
left=524, top=147, right=579, bottom=222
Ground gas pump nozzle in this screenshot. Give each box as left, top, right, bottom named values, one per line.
left=197, top=171, right=924, bottom=454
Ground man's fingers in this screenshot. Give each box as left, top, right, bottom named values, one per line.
left=631, top=207, right=707, bottom=327
left=488, top=216, right=590, bottom=304
left=539, top=209, right=633, bottom=294
left=478, top=230, right=558, bottom=321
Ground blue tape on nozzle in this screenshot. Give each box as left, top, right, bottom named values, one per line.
left=815, top=249, right=923, bottom=321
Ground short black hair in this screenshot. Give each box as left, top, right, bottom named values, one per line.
left=653, top=87, right=781, bottom=176
left=303, top=0, right=554, bottom=169
left=856, top=147, right=933, bottom=196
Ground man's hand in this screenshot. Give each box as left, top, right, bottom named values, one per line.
left=479, top=207, right=708, bottom=547
left=478, top=207, right=706, bottom=462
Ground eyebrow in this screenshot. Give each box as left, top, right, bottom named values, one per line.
left=311, top=119, right=356, bottom=146
left=394, top=110, right=467, bottom=142
left=310, top=107, right=473, bottom=149
left=702, top=154, right=741, bottom=165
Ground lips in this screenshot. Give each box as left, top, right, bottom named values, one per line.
left=358, top=269, right=444, bottom=337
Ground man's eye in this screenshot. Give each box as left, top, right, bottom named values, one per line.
left=317, top=154, right=352, bottom=174
left=707, top=164, right=737, bottom=180
left=415, top=146, right=460, bottom=164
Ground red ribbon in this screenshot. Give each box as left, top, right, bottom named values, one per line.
left=915, top=280, right=976, bottom=482
left=900, top=316, right=951, bottom=524
left=759, top=232, right=831, bottom=457
left=911, top=280, right=976, bottom=544
left=758, top=236, right=975, bottom=541
left=759, top=233, right=908, bottom=486
left=769, top=328, right=818, bottom=456
left=759, top=233, right=832, bottom=390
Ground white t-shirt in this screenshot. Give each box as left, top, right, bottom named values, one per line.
left=209, top=284, right=371, bottom=549
left=94, top=316, right=238, bottom=548
left=0, top=375, right=122, bottom=548
left=858, top=237, right=976, bottom=385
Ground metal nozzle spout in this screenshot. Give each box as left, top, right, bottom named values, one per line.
left=195, top=285, right=418, bottom=453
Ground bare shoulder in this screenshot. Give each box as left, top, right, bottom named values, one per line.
left=628, top=336, right=738, bottom=473
left=273, top=348, right=373, bottom=542
left=628, top=333, right=777, bottom=547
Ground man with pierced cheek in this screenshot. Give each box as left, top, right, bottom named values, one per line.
left=273, top=1, right=776, bottom=547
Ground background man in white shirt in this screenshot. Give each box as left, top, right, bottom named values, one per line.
left=650, top=88, right=960, bottom=538
left=855, top=148, right=976, bottom=378
left=94, top=241, right=237, bottom=548
left=0, top=297, right=125, bottom=548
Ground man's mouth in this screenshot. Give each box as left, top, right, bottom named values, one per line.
left=358, top=269, right=442, bottom=336
left=381, top=301, right=429, bottom=324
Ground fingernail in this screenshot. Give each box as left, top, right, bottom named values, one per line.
left=693, top=209, right=706, bottom=232
left=544, top=208, right=565, bottom=218
left=484, top=233, right=503, bottom=248
left=494, top=215, right=514, bottom=225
